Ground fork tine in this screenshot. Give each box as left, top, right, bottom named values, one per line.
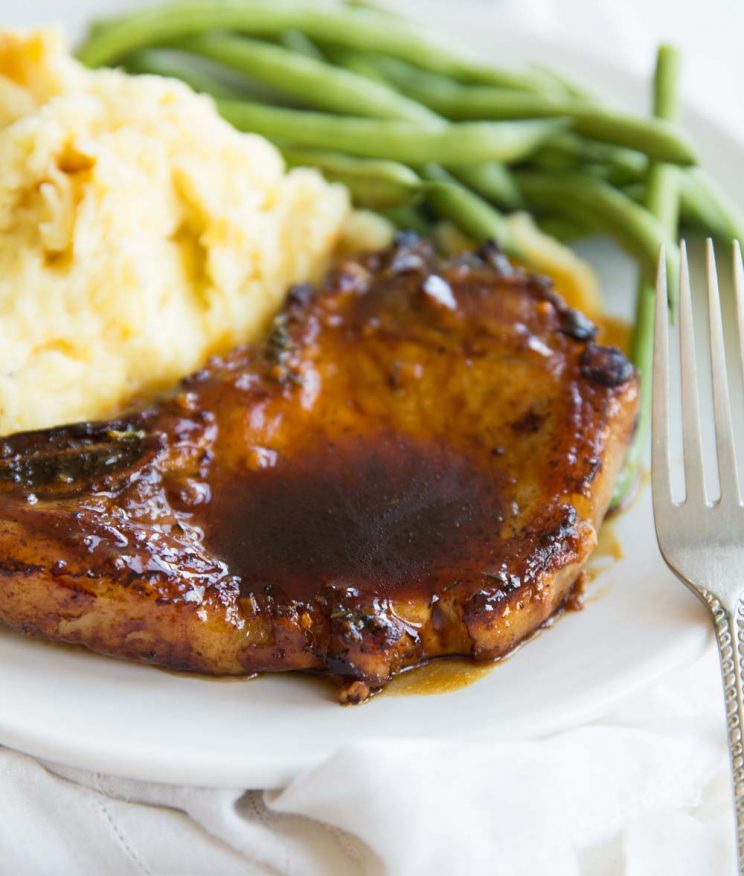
left=735, top=240, right=744, bottom=408
left=678, top=241, right=707, bottom=505
left=706, top=239, right=741, bottom=506
left=652, top=247, right=673, bottom=510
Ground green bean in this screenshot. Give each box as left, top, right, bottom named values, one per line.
left=679, top=168, right=744, bottom=244
left=612, top=45, right=681, bottom=506
left=547, top=111, right=690, bottom=165
left=525, top=144, right=583, bottom=173
left=530, top=131, right=645, bottom=169
left=530, top=64, right=596, bottom=100
left=652, top=46, right=680, bottom=129
left=123, top=48, right=248, bottom=99
left=420, top=165, right=522, bottom=258
left=343, top=0, right=400, bottom=14
left=583, top=158, right=648, bottom=188
left=322, top=45, right=392, bottom=85
left=642, top=49, right=681, bottom=239
left=280, top=149, right=422, bottom=209
left=518, top=66, right=577, bottom=97
left=174, top=33, right=435, bottom=121
left=217, top=100, right=566, bottom=164
left=278, top=29, right=326, bottom=61
left=507, top=133, right=647, bottom=188
left=360, top=54, right=696, bottom=165
left=452, top=164, right=524, bottom=211
left=515, top=171, right=677, bottom=277
left=77, top=0, right=540, bottom=89
left=526, top=133, right=626, bottom=173
left=365, top=52, right=590, bottom=114
left=342, top=0, right=408, bottom=20
left=621, top=182, right=646, bottom=203
left=537, top=214, right=594, bottom=243
left=383, top=206, right=435, bottom=238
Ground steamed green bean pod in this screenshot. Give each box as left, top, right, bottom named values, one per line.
left=174, top=33, right=436, bottom=121
left=277, top=29, right=326, bottom=61
left=77, top=0, right=540, bottom=89
left=583, top=159, right=648, bottom=188
left=532, top=135, right=649, bottom=187
left=217, top=100, right=566, bottom=165
left=515, top=171, right=677, bottom=277
left=536, top=214, right=593, bottom=243
left=321, top=44, right=395, bottom=85
left=620, top=182, right=646, bottom=204
left=357, top=54, right=696, bottom=165
left=123, top=48, right=249, bottom=100
left=383, top=206, right=435, bottom=238
left=642, top=47, right=682, bottom=238
left=453, top=163, right=524, bottom=211
left=611, top=45, right=681, bottom=505
left=679, top=168, right=744, bottom=244
left=281, top=149, right=422, bottom=209
left=529, top=132, right=647, bottom=170
left=420, top=165, right=521, bottom=258
left=530, top=64, right=595, bottom=100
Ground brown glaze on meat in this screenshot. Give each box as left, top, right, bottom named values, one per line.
left=0, top=236, right=638, bottom=702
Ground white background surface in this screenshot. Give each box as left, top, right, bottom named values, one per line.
left=1, top=1, right=742, bottom=874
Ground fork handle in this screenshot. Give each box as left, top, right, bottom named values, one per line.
left=704, top=591, right=744, bottom=872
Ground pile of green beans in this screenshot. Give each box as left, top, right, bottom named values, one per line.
left=78, top=1, right=744, bottom=504
left=218, top=101, right=566, bottom=165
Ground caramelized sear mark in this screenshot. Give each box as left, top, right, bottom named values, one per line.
left=0, top=422, right=162, bottom=496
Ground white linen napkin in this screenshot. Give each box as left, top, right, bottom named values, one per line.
left=2, top=1, right=743, bottom=874
left=0, top=650, right=733, bottom=876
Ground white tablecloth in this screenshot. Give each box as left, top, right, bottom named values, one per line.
left=2, top=1, right=743, bottom=873
left=0, top=651, right=734, bottom=875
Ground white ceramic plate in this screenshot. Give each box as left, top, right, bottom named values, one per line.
left=0, top=2, right=727, bottom=789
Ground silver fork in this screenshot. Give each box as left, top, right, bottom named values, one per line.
left=652, top=238, right=744, bottom=872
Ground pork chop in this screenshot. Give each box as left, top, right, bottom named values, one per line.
left=0, top=235, right=638, bottom=702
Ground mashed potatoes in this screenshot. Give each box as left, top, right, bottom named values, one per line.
left=0, top=29, right=359, bottom=436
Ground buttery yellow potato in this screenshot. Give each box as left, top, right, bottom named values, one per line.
left=0, top=29, right=354, bottom=435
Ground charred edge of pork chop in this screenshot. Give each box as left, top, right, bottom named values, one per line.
left=0, top=235, right=639, bottom=703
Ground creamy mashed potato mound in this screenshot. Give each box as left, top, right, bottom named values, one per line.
left=0, top=29, right=357, bottom=435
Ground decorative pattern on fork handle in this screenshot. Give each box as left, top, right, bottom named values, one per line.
left=703, top=590, right=744, bottom=869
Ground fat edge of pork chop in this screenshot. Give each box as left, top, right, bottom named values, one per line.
left=0, top=237, right=638, bottom=702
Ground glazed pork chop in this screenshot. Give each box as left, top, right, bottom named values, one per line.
left=0, top=236, right=638, bottom=702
